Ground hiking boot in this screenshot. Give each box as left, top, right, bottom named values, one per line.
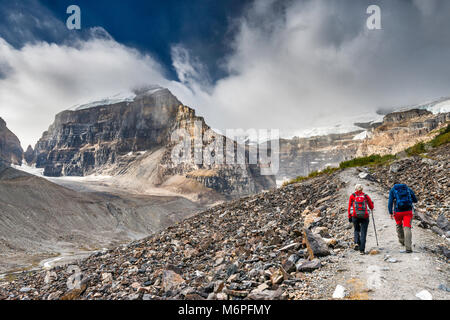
left=354, top=244, right=360, bottom=251
left=359, top=251, right=366, bottom=255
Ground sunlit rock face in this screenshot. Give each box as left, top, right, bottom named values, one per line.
left=355, top=110, right=450, bottom=157
left=33, top=87, right=275, bottom=196
left=275, top=109, right=450, bottom=182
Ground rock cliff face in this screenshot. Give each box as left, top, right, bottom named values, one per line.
left=382, top=108, right=431, bottom=123
left=33, top=87, right=275, bottom=197
left=371, top=143, right=450, bottom=238
left=275, top=109, right=449, bottom=182
left=276, top=131, right=362, bottom=181
left=23, top=145, right=34, bottom=164
left=355, top=109, right=450, bottom=156
left=0, top=117, right=23, bottom=166
left=34, top=88, right=183, bottom=176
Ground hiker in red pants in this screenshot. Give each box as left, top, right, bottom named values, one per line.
left=348, top=184, right=374, bottom=255
left=388, top=183, right=418, bottom=253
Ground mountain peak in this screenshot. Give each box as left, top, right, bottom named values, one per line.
left=68, top=84, right=171, bottom=111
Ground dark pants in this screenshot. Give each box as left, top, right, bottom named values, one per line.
left=353, top=217, right=370, bottom=252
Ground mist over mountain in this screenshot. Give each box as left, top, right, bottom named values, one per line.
left=2, top=0, right=450, bottom=148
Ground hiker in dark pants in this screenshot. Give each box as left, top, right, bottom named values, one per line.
left=348, top=184, right=374, bottom=255
left=388, top=183, right=418, bottom=253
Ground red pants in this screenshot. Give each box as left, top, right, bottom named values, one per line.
left=394, top=211, right=413, bottom=228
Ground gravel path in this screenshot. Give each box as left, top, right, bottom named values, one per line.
left=325, top=168, right=449, bottom=300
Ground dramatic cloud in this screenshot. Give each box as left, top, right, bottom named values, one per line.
left=0, top=29, right=172, bottom=148
left=2, top=0, right=450, bottom=147
left=170, top=0, right=450, bottom=137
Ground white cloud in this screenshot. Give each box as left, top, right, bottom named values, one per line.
left=2, top=0, right=450, bottom=149
left=170, top=0, right=450, bottom=137
left=0, top=29, right=170, bottom=148
left=413, top=0, right=438, bottom=16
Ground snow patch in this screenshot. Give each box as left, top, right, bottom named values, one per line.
left=397, top=97, right=450, bottom=115
left=69, top=91, right=136, bottom=111
left=353, top=130, right=368, bottom=140
left=11, top=163, right=112, bottom=182
left=426, top=99, right=450, bottom=114
left=137, top=85, right=165, bottom=96
left=281, top=111, right=384, bottom=140
left=49, top=174, right=113, bottom=182
left=67, top=85, right=166, bottom=111
left=11, top=163, right=44, bottom=176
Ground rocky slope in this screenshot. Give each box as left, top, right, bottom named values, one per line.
left=370, top=143, right=450, bottom=238
left=1, top=144, right=448, bottom=300
left=0, top=117, right=23, bottom=166
left=355, top=109, right=450, bottom=157
left=0, top=164, right=204, bottom=274
left=31, top=87, right=275, bottom=198
left=276, top=131, right=362, bottom=182
left=0, top=171, right=348, bottom=300
left=276, top=109, right=449, bottom=183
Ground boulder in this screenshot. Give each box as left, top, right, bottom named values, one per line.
left=303, top=228, right=330, bottom=258
left=295, top=259, right=321, bottom=272
left=436, top=214, right=449, bottom=231
left=161, top=270, right=185, bottom=292
left=414, top=210, right=435, bottom=228
left=389, top=163, right=402, bottom=173
left=246, top=289, right=284, bottom=300
left=303, top=211, right=321, bottom=229
left=332, top=285, right=346, bottom=299
left=282, top=260, right=296, bottom=273
left=437, top=245, right=450, bottom=259
left=60, top=281, right=88, bottom=300
left=415, top=290, right=432, bottom=300
left=312, top=226, right=330, bottom=238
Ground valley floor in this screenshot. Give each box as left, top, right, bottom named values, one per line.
left=0, top=166, right=208, bottom=275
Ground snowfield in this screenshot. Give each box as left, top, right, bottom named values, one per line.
left=353, top=130, right=368, bottom=140
left=67, top=85, right=165, bottom=111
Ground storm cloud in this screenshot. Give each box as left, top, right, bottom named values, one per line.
left=173, top=0, right=450, bottom=137
left=1, top=0, right=450, bottom=148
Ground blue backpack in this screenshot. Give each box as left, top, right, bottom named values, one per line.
left=393, top=184, right=413, bottom=211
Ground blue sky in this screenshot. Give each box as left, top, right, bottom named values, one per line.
left=1, top=0, right=450, bottom=148
left=1, top=0, right=250, bottom=81
left=42, top=0, right=251, bottom=81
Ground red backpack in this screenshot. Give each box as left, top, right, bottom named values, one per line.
left=352, top=193, right=368, bottom=218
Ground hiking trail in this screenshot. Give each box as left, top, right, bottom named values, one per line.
left=323, top=168, right=449, bottom=300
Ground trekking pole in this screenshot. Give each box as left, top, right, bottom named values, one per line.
left=371, top=209, right=379, bottom=246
